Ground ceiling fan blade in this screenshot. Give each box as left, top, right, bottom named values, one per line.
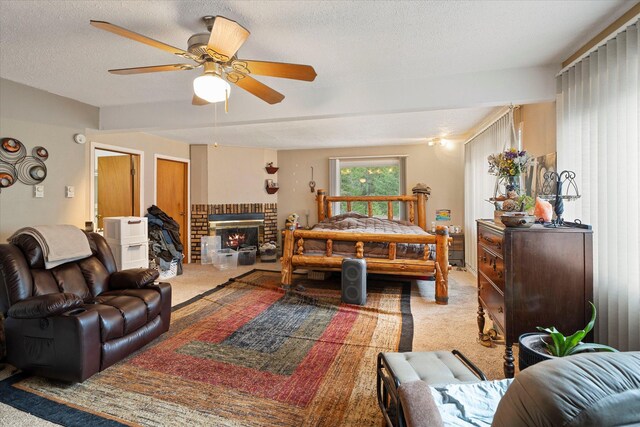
left=109, top=64, right=196, bottom=75
left=192, top=94, right=209, bottom=106
left=90, top=20, right=198, bottom=61
left=230, top=74, right=284, bottom=104
left=206, top=16, right=250, bottom=62
left=234, top=60, right=317, bottom=81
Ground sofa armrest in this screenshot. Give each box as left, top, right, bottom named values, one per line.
left=109, top=268, right=159, bottom=290
left=398, top=381, right=444, bottom=427
left=7, top=293, right=83, bottom=319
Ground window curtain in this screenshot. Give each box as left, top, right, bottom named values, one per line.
left=464, top=113, right=513, bottom=273
left=556, top=21, right=639, bottom=351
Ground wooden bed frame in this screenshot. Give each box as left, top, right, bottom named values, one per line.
left=281, top=188, right=451, bottom=304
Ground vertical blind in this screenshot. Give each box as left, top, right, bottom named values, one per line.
left=464, top=113, right=512, bottom=273
left=556, top=21, right=639, bottom=351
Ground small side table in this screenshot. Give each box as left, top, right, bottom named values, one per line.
left=449, top=232, right=465, bottom=267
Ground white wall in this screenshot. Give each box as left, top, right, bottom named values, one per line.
left=0, top=79, right=99, bottom=241
left=86, top=131, right=190, bottom=211
left=519, top=102, right=556, bottom=158
left=206, top=145, right=278, bottom=204
left=277, top=142, right=464, bottom=231
left=0, top=78, right=192, bottom=242
left=190, top=145, right=208, bottom=204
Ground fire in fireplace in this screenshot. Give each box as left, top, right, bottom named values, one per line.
left=209, top=213, right=265, bottom=250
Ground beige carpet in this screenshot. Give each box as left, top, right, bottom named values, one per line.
left=0, top=261, right=513, bottom=425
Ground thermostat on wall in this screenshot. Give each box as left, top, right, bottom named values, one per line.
left=73, top=133, right=86, bottom=144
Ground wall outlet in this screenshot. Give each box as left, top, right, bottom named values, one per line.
left=34, top=185, right=44, bottom=198
left=65, top=186, right=75, bottom=198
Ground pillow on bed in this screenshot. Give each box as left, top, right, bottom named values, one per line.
left=321, top=211, right=421, bottom=228
left=324, top=212, right=369, bottom=221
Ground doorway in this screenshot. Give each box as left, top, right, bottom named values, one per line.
left=94, top=148, right=141, bottom=230
left=155, top=156, right=190, bottom=262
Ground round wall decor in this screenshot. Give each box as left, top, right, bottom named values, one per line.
left=0, top=138, right=27, bottom=163
left=16, top=156, right=47, bottom=185
left=0, top=161, right=17, bottom=189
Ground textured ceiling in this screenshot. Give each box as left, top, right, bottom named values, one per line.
left=0, top=0, right=630, bottom=148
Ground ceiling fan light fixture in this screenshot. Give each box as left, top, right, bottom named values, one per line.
left=193, top=74, right=231, bottom=103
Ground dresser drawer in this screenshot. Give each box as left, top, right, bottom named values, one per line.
left=478, top=226, right=503, bottom=254
left=104, top=217, right=148, bottom=245
left=478, top=246, right=505, bottom=292
left=450, top=234, right=464, bottom=251
left=478, top=274, right=505, bottom=333
left=110, top=242, right=149, bottom=271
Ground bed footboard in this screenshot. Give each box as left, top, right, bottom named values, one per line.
left=280, top=226, right=450, bottom=304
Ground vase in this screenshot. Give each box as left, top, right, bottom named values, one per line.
left=504, top=175, right=524, bottom=196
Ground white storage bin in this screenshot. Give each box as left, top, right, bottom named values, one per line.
left=103, top=217, right=148, bottom=245
left=211, top=248, right=238, bottom=271
left=110, top=242, right=149, bottom=271
left=200, top=236, right=221, bottom=265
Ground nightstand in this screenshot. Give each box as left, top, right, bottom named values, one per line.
left=449, top=232, right=465, bottom=267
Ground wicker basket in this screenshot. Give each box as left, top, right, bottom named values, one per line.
left=157, top=260, right=178, bottom=280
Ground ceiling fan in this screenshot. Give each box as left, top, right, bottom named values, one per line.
left=90, top=16, right=317, bottom=106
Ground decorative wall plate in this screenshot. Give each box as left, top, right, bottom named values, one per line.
left=0, top=160, right=17, bottom=189
left=0, top=138, right=26, bottom=163
left=0, top=137, right=50, bottom=192
left=16, top=156, right=47, bottom=185
left=32, top=146, right=49, bottom=161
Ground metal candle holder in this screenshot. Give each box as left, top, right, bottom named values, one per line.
left=539, top=170, right=589, bottom=228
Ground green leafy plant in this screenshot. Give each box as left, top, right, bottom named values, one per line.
left=536, top=302, right=618, bottom=356
left=517, top=195, right=535, bottom=213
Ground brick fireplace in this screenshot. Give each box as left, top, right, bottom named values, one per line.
left=190, top=203, right=277, bottom=263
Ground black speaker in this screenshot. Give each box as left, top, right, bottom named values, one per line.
left=341, top=258, right=367, bottom=305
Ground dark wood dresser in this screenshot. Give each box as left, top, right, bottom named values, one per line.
left=476, top=219, right=593, bottom=378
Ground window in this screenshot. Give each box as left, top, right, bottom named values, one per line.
left=329, top=156, right=406, bottom=219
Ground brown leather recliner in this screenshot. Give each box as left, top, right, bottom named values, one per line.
left=0, top=231, right=171, bottom=382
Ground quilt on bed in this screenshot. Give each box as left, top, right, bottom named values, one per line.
left=303, top=212, right=436, bottom=260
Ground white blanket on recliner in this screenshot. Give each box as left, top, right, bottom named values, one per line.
left=9, top=225, right=92, bottom=269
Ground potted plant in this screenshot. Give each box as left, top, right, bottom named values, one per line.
left=519, top=302, right=617, bottom=370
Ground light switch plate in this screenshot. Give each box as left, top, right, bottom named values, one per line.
left=34, top=185, right=44, bottom=198
left=65, top=186, right=75, bottom=198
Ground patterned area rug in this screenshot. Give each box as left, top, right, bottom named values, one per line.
left=0, top=269, right=413, bottom=426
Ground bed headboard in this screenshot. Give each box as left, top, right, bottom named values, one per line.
left=315, top=186, right=431, bottom=231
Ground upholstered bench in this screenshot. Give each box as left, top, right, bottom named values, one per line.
left=377, top=350, right=486, bottom=427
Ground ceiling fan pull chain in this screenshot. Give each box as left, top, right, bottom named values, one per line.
left=225, top=89, right=229, bottom=113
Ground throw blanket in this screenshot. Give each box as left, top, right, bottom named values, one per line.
left=9, top=225, right=92, bottom=269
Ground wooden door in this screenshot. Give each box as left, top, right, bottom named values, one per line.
left=97, top=154, right=139, bottom=229
left=156, top=158, right=188, bottom=261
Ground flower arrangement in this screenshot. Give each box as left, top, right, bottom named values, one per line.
left=488, top=148, right=533, bottom=177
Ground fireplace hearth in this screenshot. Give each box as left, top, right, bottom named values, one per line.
left=209, top=213, right=265, bottom=250
left=191, top=203, right=277, bottom=263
